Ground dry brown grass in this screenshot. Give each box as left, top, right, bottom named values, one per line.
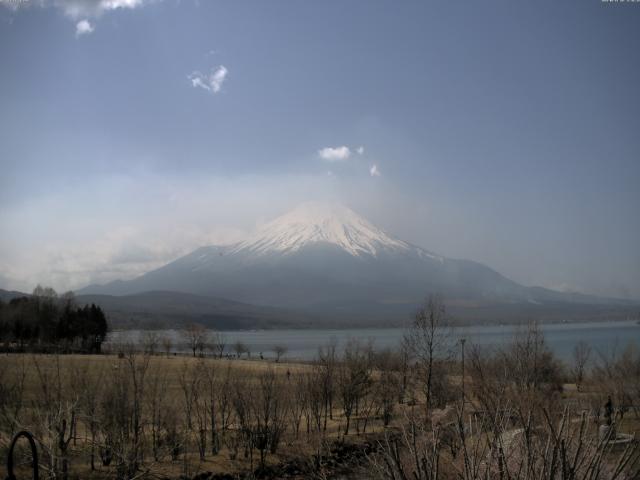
left=2, top=350, right=638, bottom=480
left=0, top=353, right=378, bottom=479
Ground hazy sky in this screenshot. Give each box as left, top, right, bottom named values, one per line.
left=1, top=0, right=639, bottom=299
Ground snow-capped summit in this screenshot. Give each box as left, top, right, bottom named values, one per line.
left=230, top=202, right=411, bottom=257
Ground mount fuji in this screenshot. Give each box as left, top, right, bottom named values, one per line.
left=78, top=202, right=635, bottom=325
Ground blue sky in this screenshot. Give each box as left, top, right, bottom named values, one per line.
left=0, top=0, right=639, bottom=299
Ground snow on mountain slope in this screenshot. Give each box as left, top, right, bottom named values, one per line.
left=77, top=202, right=633, bottom=320
left=229, top=202, right=439, bottom=258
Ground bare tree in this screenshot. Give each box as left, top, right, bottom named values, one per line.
left=398, top=341, right=412, bottom=404
left=273, top=344, right=288, bottom=362
left=182, top=323, right=208, bottom=357
left=337, top=339, right=372, bottom=435
left=31, top=355, right=78, bottom=480
left=0, top=354, right=27, bottom=436
left=60, top=290, right=76, bottom=310
left=94, top=345, right=152, bottom=479
left=212, top=331, right=227, bottom=358
left=161, top=335, right=173, bottom=357
left=233, top=340, right=248, bottom=359
left=373, top=349, right=402, bottom=426
left=141, top=331, right=160, bottom=355
left=203, top=360, right=221, bottom=455
left=217, top=365, right=235, bottom=434
left=318, top=338, right=338, bottom=428
left=178, top=360, right=198, bottom=431
left=404, top=294, right=453, bottom=415
left=289, top=372, right=308, bottom=439
left=253, top=368, right=290, bottom=466
left=230, top=376, right=255, bottom=467
left=372, top=401, right=640, bottom=480
left=75, top=360, right=105, bottom=471
left=191, top=361, right=209, bottom=460
left=592, top=342, right=640, bottom=421
left=508, top=321, right=562, bottom=393
left=305, top=368, right=325, bottom=436
left=145, top=362, right=170, bottom=462
left=123, top=348, right=150, bottom=477
left=372, top=332, right=640, bottom=480
left=572, top=340, right=591, bottom=391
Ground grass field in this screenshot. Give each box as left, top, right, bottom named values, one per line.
left=0, top=352, right=384, bottom=479
left=1, top=342, right=639, bottom=480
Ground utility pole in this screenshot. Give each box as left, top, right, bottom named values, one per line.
left=460, top=338, right=466, bottom=409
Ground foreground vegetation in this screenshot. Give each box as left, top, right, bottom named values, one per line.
left=0, top=297, right=639, bottom=479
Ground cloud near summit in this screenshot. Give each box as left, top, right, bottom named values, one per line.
left=189, top=66, right=229, bottom=94
left=75, top=19, right=94, bottom=36
left=317, top=145, right=366, bottom=162
left=318, top=146, right=351, bottom=162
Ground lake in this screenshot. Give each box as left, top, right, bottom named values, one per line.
left=106, top=320, right=640, bottom=363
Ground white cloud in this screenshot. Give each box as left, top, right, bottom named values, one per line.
left=52, top=0, right=147, bottom=19
left=356, top=146, right=364, bottom=155
left=189, top=65, right=228, bottom=94
left=0, top=221, right=247, bottom=293
left=75, top=19, right=94, bottom=36
left=1, top=0, right=154, bottom=32
left=0, top=0, right=149, bottom=17
left=0, top=0, right=21, bottom=12
left=318, top=146, right=351, bottom=162
left=189, top=75, right=208, bottom=91
left=369, top=164, right=381, bottom=177
left=210, top=66, right=228, bottom=92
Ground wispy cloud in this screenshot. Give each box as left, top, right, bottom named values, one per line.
left=188, top=65, right=228, bottom=94
left=0, top=173, right=343, bottom=292
left=75, top=19, right=94, bottom=37
left=0, top=0, right=148, bottom=16
left=318, top=146, right=351, bottom=162
left=1, top=0, right=154, bottom=32
left=356, top=146, right=364, bottom=155
left=369, top=164, right=381, bottom=177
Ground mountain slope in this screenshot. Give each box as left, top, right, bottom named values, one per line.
left=79, top=202, right=634, bottom=323
left=75, top=291, right=314, bottom=330
left=0, top=288, right=29, bottom=302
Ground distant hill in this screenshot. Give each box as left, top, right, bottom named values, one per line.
left=0, top=289, right=28, bottom=302
left=75, top=290, right=315, bottom=330
left=1, top=288, right=315, bottom=330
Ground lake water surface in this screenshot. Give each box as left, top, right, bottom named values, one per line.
left=106, top=320, right=640, bottom=363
